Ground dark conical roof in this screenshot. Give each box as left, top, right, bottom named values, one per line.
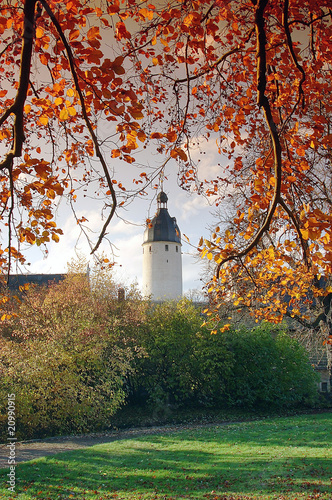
left=143, top=192, right=181, bottom=244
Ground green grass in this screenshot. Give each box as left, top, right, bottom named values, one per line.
left=0, top=412, right=331, bottom=499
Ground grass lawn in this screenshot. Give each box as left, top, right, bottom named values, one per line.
left=0, top=412, right=331, bottom=499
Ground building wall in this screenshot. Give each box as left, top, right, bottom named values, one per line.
left=142, top=240, right=182, bottom=300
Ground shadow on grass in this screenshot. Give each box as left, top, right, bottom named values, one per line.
left=0, top=414, right=331, bottom=499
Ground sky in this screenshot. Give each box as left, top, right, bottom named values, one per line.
left=25, top=152, right=221, bottom=296
left=2, top=6, right=228, bottom=295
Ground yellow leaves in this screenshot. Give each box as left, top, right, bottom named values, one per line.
left=39, top=115, right=49, bottom=126
left=138, top=8, right=154, bottom=20
left=126, top=130, right=138, bottom=150
left=67, top=106, right=77, bottom=116
left=52, top=233, right=60, bottom=243
left=219, top=324, right=231, bottom=333
left=19, top=283, right=30, bottom=292
left=1, top=313, right=13, bottom=321
left=59, top=108, right=69, bottom=121
left=24, top=104, right=31, bottom=114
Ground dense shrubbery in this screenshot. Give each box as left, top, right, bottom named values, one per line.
left=0, top=276, right=319, bottom=440
left=128, top=301, right=319, bottom=411
left=0, top=270, right=145, bottom=440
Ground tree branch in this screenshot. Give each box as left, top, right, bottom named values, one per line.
left=282, top=0, right=306, bottom=108
left=216, top=0, right=282, bottom=276
left=40, top=0, right=117, bottom=254
left=278, top=197, right=309, bottom=267
left=0, top=0, right=37, bottom=172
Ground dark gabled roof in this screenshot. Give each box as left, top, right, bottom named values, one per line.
left=4, top=274, right=65, bottom=291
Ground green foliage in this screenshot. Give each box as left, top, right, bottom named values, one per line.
left=0, top=271, right=142, bottom=440
left=222, top=324, right=320, bottom=408
left=129, top=302, right=319, bottom=411
left=128, top=300, right=203, bottom=407
left=0, top=282, right=320, bottom=440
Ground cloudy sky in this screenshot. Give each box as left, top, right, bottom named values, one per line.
left=25, top=150, right=221, bottom=295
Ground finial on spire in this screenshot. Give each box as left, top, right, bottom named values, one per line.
left=157, top=191, right=168, bottom=208
left=160, top=168, right=164, bottom=192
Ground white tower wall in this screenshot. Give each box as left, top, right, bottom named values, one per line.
left=142, top=240, right=182, bottom=300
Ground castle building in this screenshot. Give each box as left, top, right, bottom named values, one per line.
left=142, top=191, right=182, bottom=300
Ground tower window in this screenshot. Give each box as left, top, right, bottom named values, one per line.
left=149, top=246, right=152, bottom=253
left=165, top=244, right=169, bottom=251
left=176, top=246, right=178, bottom=252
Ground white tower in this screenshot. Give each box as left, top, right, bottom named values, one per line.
left=142, top=192, right=182, bottom=300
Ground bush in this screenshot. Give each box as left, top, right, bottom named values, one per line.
left=0, top=271, right=142, bottom=440
left=222, top=324, right=319, bottom=408
left=129, top=305, right=319, bottom=411
left=127, top=300, right=202, bottom=407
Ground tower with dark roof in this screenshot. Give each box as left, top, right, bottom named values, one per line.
left=142, top=192, right=182, bottom=300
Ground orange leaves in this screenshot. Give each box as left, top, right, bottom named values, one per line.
left=138, top=8, right=154, bottom=21
left=69, top=29, right=80, bottom=41
left=170, top=148, right=187, bottom=162
left=150, top=132, right=164, bottom=140
left=116, top=21, right=131, bottom=40
left=128, top=105, right=144, bottom=120
left=39, top=53, right=49, bottom=66
left=166, top=130, right=177, bottom=143
left=35, top=27, right=44, bottom=39
left=107, top=2, right=119, bottom=15
left=182, top=12, right=201, bottom=29
left=111, top=149, right=121, bottom=158
left=87, top=26, right=101, bottom=42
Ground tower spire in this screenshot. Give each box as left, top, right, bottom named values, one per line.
left=142, top=192, right=182, bottom=300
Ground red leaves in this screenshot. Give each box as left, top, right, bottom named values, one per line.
left=110, top=56, right=125, bottom=75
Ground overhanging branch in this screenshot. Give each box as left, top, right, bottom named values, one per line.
left=40, top=0, right=117, bottom=254
left=0, top=0, right=37, bottom=172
